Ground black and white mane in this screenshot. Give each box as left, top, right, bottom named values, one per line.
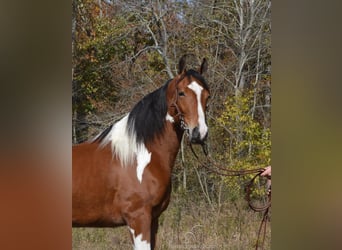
left=127, top=80, right=170, bottom=144
left=92, top=70, right=208, bottom=166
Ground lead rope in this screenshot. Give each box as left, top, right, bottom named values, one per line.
left=189, top=143, right=264, bottom=176
left=245, top=171, right=271, bottom=250
left=189, top=142, right=271, bottom=250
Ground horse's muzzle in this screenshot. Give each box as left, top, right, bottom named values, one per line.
left=190, top=126, right=208, bottom=144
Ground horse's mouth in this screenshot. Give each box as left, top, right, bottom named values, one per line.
left=180, top=118, right=208, bottom=144
left=190, top=133, right=208, bottom=144
left=185, top=128, right=208, bottom=145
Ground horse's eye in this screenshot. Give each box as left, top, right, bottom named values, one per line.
left=179, top=91, right=185, bottom=97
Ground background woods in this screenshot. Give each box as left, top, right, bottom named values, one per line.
left=72, top=0, right=271, bottom=248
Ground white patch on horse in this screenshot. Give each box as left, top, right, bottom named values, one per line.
left=187, top=81, right=208, bottom=139
left=136, top=144, right=151, bottom=183
left=95, top=114, right=151, bottom=180
left=97, top=114, right=137, bottom=167
left=129, top=227, right=151, bottom=250
left=165, top=113, right=174, bottom=123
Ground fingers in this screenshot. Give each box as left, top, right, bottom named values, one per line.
left=261, top=166, right=271, bottom=177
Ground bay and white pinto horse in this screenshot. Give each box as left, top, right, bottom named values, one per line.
left=72, top=56, right=210, bottom=249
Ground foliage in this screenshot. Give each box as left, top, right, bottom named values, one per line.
left=217, top=89, right=271, bottom=198
left=73, top=0, right=131, bottom=113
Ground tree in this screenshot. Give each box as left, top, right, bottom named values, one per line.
left=72, top=0, right=271, bottom=201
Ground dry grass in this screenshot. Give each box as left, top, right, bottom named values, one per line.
left=72, top=193, right=270, bottom=250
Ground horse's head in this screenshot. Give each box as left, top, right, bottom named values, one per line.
left=168, top=56, right=210, bottom=144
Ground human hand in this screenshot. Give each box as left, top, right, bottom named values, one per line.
left=261, top=166, right=271, bottom=195
left=261, top=166, right=271, bottom=179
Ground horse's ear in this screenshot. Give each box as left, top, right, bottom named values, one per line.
left=178, top=55, right=186, bottom=74
left=199, top=58, right=208, bottom=75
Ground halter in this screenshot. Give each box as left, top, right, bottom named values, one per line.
left=170, top=90, right=188, bottom=131
left=170, top=88, right=182, bottom=117
left=168, top=74, right=207, bottom=135
left=169, top=75, right=189, bottom=131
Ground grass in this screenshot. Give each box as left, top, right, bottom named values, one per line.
left=72, top=192, right=271, bottom=249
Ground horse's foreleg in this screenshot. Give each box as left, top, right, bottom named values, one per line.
left=151, top=217, right=159, bottom=250
left=126, top=208, right=152, bottom=250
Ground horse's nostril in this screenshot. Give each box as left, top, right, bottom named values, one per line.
left=190, top=127, right=201, bottom=143
left=190, top=126, right=208, bottom=144
left=192, top=127, right=200, bottom=138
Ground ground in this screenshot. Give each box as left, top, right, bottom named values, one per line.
left=72, top=194, right=271, bottom=249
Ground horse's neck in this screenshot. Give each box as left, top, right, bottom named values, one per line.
left=148, top=122, right=183, bottom=171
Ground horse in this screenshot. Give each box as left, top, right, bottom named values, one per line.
left=72, top=56, right=210, bottom=249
